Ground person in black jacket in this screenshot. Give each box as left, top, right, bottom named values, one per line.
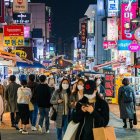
left=27, top=74, right=38, bottom=131
left=36, top=75, right=52, bottom=133
left=72, top=80, right=109, bottom=140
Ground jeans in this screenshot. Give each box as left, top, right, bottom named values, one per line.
left=31, top=104, right=38, bottom=127
left=38, top=108, right=50, bottom=131
left=56, top=115, right=68, bottom=140
left=10, top=112, right=20, bottom=125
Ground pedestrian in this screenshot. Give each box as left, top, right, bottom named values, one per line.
left=36, top=75, right=52, bottom=133
left=94, top=77, right=106, bottom=99
left=0, top=80, right=4, bottom=125
left=118, top=78, right=135, bottom=129
left=70, top=79, right=85, bottom=109
left=5, top=75, right=21, bottom=130
left=50, top=78, right=71, bottom=140
left=48, top=74, right=55, bottom=96
left=17, top=80, right=32, bottom=134
left=72, top=80, right=109, bottom=140
left=27, top=74, right=38, bottom=131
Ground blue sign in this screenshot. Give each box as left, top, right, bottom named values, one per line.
left=117, top=40, right=132, bottom=50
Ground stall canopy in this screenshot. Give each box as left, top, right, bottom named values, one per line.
left=16, top=61, right=46, bottom=69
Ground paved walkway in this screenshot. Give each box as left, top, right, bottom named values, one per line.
left=1, top=104, right=140, bottom=140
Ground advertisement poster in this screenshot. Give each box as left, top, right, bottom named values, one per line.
left=121, top=3, right=137, bottom=40
left=108, top=0, right=119, bottom=17
left=4, top=36, right=24, bottom=47
left=107, top=18, right=118, bottom=41
left=104, top=70, right=115, bottom=97
left=13, top=0, right=28, bottom=13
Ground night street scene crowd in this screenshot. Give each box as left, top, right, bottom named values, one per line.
left=0, top=73, right=137, bottom=140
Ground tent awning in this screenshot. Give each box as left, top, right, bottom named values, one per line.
left=16, top=61, right=46, bottom=69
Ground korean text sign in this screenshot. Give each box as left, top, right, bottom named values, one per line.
left=104, top=70, right=115, bottom=97
left=4, top=25, right=24, bottom=36
left=4, top=36, right=24, bottom=47
left=121, top=3, right=137, bottom=40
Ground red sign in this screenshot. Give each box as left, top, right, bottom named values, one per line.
left=0, top=0, right=4, bottom=23
left=17, top=0, right=23, bottom=5
left=4, top=25, right=24, bottom=36
left=104, top=70, right=115, bottom=97
left=103, top=41, right=117, bottom=50
left=121, top=3, right=138, bottom=40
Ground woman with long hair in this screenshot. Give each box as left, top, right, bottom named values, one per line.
left=70, top=79, right=85, bottom=109
left=50, top=78, right=71, bottom=140
left=118, top=78, right=135, bottom=129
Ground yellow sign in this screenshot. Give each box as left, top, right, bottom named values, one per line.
left=12, top=50, right=27, bottom=59
left=4, top=36, right=24, bottom=47
left=13, top=0, right=28, bottom=13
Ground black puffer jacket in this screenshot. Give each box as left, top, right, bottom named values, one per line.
left=72, top=95, right=109, bottom=140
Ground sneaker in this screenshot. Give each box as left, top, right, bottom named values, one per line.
left=19, top=128, right=23, bottom=133
left=38, top=125, right=42, bottom=133
left=31, top=126, right=37, bottom=131
left=22, top=130, right=29, bottom=134
left=45, top=130, right=50, bottom=134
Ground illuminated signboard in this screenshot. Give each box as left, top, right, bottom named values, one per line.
left=117, top=40, right=132, bottom=50
left=81, top=23, right=87, bottom=47
left=13, top=13, right=31, bottom=24
left=108, top=0, right=119, bottom=17
left=107, top=18, right=118, bottom=41
left=4, top=36, right=24, bottom=47
left=121, top=3, right=137, bottom=40
left=13, top=0, right=28, bottom=13
left=104, top=70, right=115, bottom=97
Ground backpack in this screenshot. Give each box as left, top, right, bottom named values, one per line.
left=123, top=87, right=133, bottom=103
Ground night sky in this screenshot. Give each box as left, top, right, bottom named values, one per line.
left=32, top=0, right=96, bottom=39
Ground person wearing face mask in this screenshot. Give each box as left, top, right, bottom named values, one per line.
left=70, top=79, right=85, bottom=109
left=72, top=80, right=109, bottom=140
left=94, top=77, right=105, bottom=99
left=50, top=78, right=71, bottom=140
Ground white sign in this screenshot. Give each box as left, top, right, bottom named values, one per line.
left=88, top=20, right=94, bottom=34
left=107, top=18, right=118, bottom=41
left=108, top=0, right=119, bottom=17
left=87, top=38, right=94, bottom=57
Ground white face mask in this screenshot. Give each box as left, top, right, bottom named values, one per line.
left=77, top=85, right=84, bottom=91
left=84, top=92, right=96, bottom=100
left=50, top=76, right=53, bottom=78
left=96, top=80, right=101, bottom=85
left=62, top=84, right=69, bottom=90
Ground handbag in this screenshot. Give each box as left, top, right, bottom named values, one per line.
left=50, top=107, right=57, bottom=121
left=29, top=102, right=34, bottom=111
left=63, top=121, right=79, bottom=140
left=93, top=126, right=116, bottom=140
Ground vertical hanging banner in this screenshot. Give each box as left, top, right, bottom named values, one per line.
left=104, top=70, right=115, bottom=97
left=107, top=18, right=118, bottom=41
left=81, top=23, right=87, bottom=48
left=0, top=0, right=4, bottom=23
left=121, top=2, right=138, bottom=40
left=13, top=0, right=28, bottom=13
